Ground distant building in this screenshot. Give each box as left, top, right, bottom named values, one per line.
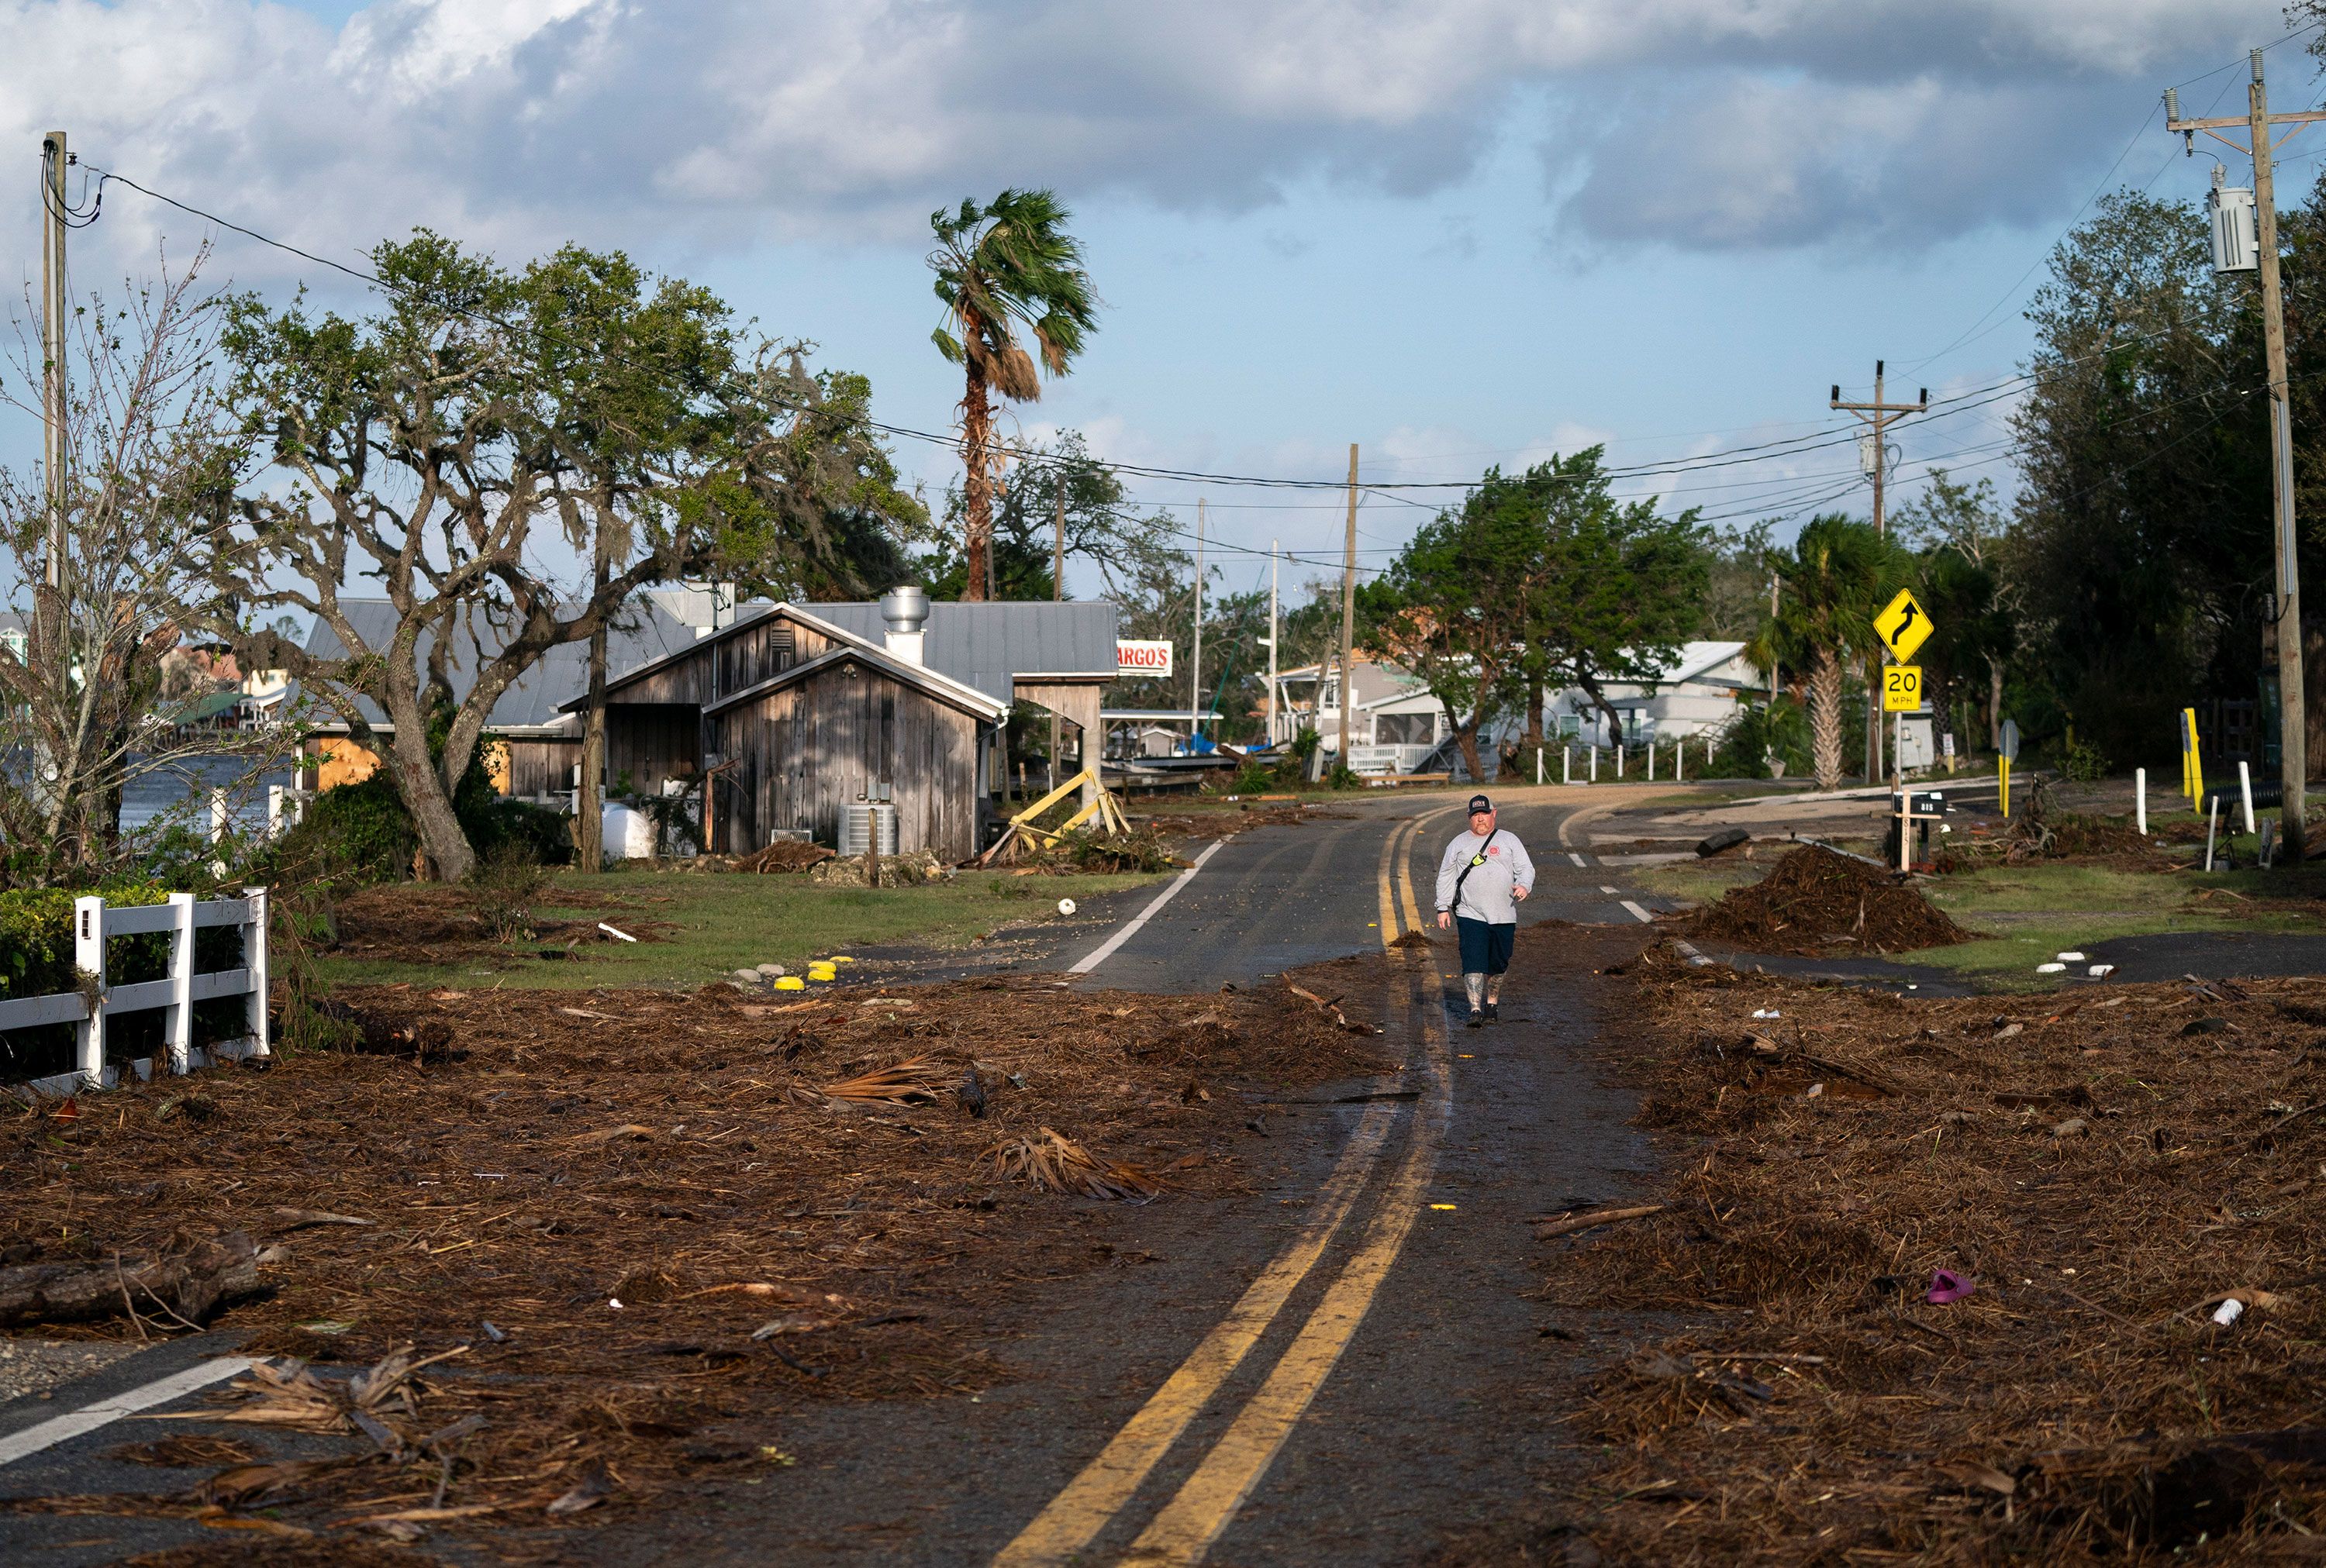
left=1545, top=641, right=1758, bottom=746
left=572, top=593, right=1116, bottom=860
left=1268, top=660, right=1448, bottom=774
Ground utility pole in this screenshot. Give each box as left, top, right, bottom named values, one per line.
left=1338, top=444, right=1358, bottom=769
left=34, top=130, right=67, bottom=812
left=2169, top=53, right=2322, bottom=861
left=1051, top=475, right=1064, bottom=791
left=1266, top=539, right=1279, bottom=746
left=1831, top=361, right=1927, bottom=784
left=1190, top=498, right=1205, bottom=746
left=1767, top=573, right=1779, bottom=705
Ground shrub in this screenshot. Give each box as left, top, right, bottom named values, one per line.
left=466, top=845, right=554, bottom=941
left=2060, top=733, right=2110, bottom=784
left=0, top=883, right=171, bottom=1001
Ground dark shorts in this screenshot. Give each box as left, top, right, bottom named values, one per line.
left=1455, top=916, right=1516, bottom=976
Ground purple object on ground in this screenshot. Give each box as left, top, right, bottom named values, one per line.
left=1926, top=1269, right=1975, bottom=1304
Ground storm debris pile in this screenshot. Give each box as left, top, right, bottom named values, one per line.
left=1555, top=943, right=2326, bottom=1561
left=1679, top=843, right=1969, bottom=954
left=0, top=970, right=1390, bottom=1548
left=723, top=839, right=836, bottom=874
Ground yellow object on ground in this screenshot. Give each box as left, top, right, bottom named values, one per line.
left=774, top=977, right=804, bottom=991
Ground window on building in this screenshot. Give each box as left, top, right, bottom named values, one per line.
left=1376, top=712, right=1434, bottom=745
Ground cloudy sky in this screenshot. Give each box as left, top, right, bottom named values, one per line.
left=0, top=0, right=2307, bottom=594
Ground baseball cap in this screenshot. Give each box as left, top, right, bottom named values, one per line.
left=1468, top=794, right=1493, bottom=815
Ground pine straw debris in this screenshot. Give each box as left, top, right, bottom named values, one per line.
left=0, top=968, right=1389, bottom=1549
left=1549, top=939, right=2326, bottom=1562
left=1679, top=843, right=1970, bottom=955
left=985, top=1126, right=1165, bottom=1203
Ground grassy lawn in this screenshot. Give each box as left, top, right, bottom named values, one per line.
left=1908, top=860, right=2326, bottom=983
left=313, top=867, right=1171, bottom=991
left=1641, top=849, right=2326, bottom=987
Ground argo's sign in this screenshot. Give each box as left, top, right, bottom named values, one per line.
left=1116, top=639, right=1175, bottom=678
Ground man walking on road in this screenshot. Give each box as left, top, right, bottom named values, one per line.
left=1434, top=793, right=1535, bottom=1028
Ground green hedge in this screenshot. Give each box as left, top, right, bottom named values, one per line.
left=0, top=883, right=170, bottom=1001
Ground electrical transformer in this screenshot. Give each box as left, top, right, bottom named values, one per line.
left=2209, top=181, right=2259, bottom=274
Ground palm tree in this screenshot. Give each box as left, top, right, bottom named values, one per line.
left=1754, top=515, right=1896, bottom=789
left=928, top=190, right=1098, bottom=601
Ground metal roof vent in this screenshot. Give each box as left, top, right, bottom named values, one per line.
left=880, top=584, right=929, bottom=665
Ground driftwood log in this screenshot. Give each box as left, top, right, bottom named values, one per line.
left=0, top=1230, right=259, bottom=1328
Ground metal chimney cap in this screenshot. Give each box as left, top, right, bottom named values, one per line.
left=880, top=584, right=930, bottom=633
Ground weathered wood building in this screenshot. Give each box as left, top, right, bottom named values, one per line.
left=575, top=590, right=1118, bottom=861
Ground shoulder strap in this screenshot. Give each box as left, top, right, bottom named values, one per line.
left=1448, top=830, right=1499, bottom=910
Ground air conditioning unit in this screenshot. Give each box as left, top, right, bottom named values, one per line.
left=2209, top=183, right=2259, bottom=274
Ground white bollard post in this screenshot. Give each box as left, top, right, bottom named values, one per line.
left=2136, top=767, right=2148, bottom=836
left=209, top=789, right=229, bottom=844
left=2238, top=760, right=2257, bottom=836
left=1677, top=739, right=1685, bottom=783
left=243, top=886, right=271, bottom=1059
left=165, top=893, right=195, bottom=1076
left=73, top=895, right=106, bottom=1088
left=1536, top=747, right=1544, bottom=785
left=1590, top=746, right=1598, bottom=784
left=1563, top=745, right=1572, bottom=785
left=1617, top=745, right=1625, bottom=779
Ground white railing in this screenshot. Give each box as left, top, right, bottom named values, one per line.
left=0, top=888, right=269, bottom=1100
left=1347, top=743, right=1438, bottom=775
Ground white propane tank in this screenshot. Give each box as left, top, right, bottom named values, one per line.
left=598, top=802, right=658, bottom=863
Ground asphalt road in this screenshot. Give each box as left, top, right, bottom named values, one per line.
left=588, top=791, right=1665, bottom=1564
left=0, top=790, right=1673, bottom=1566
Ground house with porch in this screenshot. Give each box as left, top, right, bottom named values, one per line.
left=1546, top=641, right=1760, bottom=747
left=1268, top=660, right=1448, bottom=774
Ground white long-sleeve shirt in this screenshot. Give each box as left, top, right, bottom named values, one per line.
left=1434, top=828, right=1534, bottom=924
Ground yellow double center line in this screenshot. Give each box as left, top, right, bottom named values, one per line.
left=996, top=805, right=1460, bottom=1566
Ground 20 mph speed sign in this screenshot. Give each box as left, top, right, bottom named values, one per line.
left=1873, top=588, right=1933, bottom=663
left=1882, top=664, right=1924, bottom=713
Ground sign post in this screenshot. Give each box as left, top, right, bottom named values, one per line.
left=1999, top=718, right=2020, bottom=819
left=1872, top=588, right=1934, bottom=791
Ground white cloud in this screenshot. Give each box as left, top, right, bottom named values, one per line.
left=0, top=0, right=2293, bottom=276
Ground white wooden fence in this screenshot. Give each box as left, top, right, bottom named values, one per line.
left=0, top=888, right=269, bottom=1100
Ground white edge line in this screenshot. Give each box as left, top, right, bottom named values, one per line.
left=1620, top=899, right=1655, bottom=924
left=0, top=1356, right=255, bottom=1468
left=1568, top=851, right=1587, bottom=867
left=1068, top=837, right=1230, bottom=977
left=1598, top=885, right=1619, bottom=894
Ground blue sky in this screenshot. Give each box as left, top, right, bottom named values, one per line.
left=0, top=0, right=2307, bottom=598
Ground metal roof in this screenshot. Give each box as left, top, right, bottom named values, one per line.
left=702, top=644, right=1010, bottom=722
left=790, top=599, right=1118, bottom=704
left=302, top=599, right=703, bottom=734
